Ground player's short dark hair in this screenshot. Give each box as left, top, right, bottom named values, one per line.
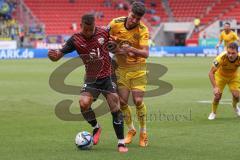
left=224, top=22, right=230, bottom=26
left=227, top=42, right=238, bottom=52
left=131, top=1, right=146, bottom=17
left=81, top=14, right=95, bottom=25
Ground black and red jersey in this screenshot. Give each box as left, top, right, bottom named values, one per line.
left=60, top=27, right=111, bottom=79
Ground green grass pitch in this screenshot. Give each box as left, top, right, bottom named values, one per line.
left=0, top=57, right=239, bottom=160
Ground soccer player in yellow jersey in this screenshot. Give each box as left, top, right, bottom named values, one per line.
left=208, top=42, right=240, bottom=120
left=216, top=22, right=240, bottom=50
left=108, top=2, right=149, bottom=147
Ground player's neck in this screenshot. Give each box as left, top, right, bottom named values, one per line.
left=225, top=30, right=231, bottom=34
left=228, top=57, right=237, bottom=63
left=124, top=18, right=138, bottom=30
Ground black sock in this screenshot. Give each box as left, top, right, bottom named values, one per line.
left=111, top=110, right=124, bottom=140
left=81, top=107, right=97, bottom=127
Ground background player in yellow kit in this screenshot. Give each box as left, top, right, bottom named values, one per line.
left=216, top=22, right=240, bottom=50
left=108, top=1, right=149, bottom=147
left=208, top=42, right=240, bottom=120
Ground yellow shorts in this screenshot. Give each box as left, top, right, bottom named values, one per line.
left=115, top=67, right=147, bottom=91
left=215, top=73, right=240, bottom=93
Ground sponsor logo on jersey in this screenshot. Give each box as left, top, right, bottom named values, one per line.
left=213, top=60, right=219, bottom=67
left=98, top=38, right=105, bottom=45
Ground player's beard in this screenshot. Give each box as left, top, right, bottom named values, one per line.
left=228, top=56, right=237, bottom=62
left=129, top=21, right=139, bottom=28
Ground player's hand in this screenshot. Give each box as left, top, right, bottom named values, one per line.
left=128, top=52, right=135, bottom=57
left=107, top=41, right=118, bottom=53
left=48, top=49, right=63, bottom=62
left=213, top=87, right=221, bottom=97
left=109, top=35, right=118, bottom=41
left=121, top=44, right=135, bottom=57
left=121, top=44, right=131, bottom=52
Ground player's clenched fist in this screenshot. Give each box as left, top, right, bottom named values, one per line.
left=48, top=49, right=63, bottom=61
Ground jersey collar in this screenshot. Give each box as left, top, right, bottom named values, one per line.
left=124, top=17, right=139, bottom=30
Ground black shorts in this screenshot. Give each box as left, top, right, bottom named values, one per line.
left=81, top=76, right=117, bottom=100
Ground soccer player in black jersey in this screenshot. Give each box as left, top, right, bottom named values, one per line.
left=48, top=14, right=128, bottom=153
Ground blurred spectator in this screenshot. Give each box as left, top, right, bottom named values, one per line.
left=151, top=15, right=160, bottom=22
left=150, top=1, right=156, bottom=7
left=123, top=2, right=129, bottom=11
left=103, top=0, right=112, bottom=7
left=149, top=38, right=155, bottom=47
left=202, top=31, right=207, bottom=46
left=194, top=17, right=200, bottom=32
left=116, top=2, right=124, bottom=10
left=0, top=0, right=4, bottom=9
left=94, top=11, right=104, bottom=20
left=71, top=22, right=77, bottom=31
left=68, top=0, right=75, bottom=3
left=147, top=8, right=156, bottom=14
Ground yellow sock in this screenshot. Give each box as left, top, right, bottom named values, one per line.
left=136, top=103, right=147, bottom=133
left=211, top=101, right=219, bottom=114
left=121, top=105, right=134, bottom=130
left=232, top=97, right=239, bottom=109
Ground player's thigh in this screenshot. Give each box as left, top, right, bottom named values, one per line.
left=130, top=72, right=147, bottom=92
left=132, top=89, right=145, bottom=106
left=215, top=74, right=227, bottom=93
left=118, top=87, right=130, bottom=106
left=115, top=68, right=131, bottom=89
left=229, top=76, right=240, bottom=98
left=105, top=92, right=120, bottom=112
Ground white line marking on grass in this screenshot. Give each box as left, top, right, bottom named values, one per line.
left=197, top=99, right=232, bottom=105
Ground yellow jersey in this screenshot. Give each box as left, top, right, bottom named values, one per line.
left=219, top=30, right=239, bottom=47
left=213, top=52, right=240, bottom=77
left=109, top=17, right=149, bottom=68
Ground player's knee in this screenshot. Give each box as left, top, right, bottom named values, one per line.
left=232, top=92, right=239, bottom=100
left=110, top=93, right=119, bottom=103
left=214, top=94, right=222, bottom=102
left=133, top=97, right=143, bottom=106
left=79, top=99, right=91, bottom=111
left=119, top=98, right=128, bottom=107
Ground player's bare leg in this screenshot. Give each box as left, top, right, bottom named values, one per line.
left=105, top=92, right=128, bottom=153
left=118, top=87, right=136, bottom=144
left=231, top=90, right=240, bottom=116
left=79, top=92, right=101, bottom=145
left=208, top=92, right=222, bottom=120
left=132, top=89, right=148, bottom=147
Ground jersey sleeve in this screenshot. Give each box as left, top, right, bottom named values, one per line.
left=60, top=36, right=76, bottom=55
left=108, top=19, right=115, bottom=35
left=233, top=32, right=239, bottom=41
left=219, top=32, right=223, bottom=41
left=212, top=53, right=223, bottom=68
left=139, top=27, right=149, bottom=46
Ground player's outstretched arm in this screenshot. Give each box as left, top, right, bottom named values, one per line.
left=48, top=49, right=64, bottom=62
left=208, top=67, right=220, bottom=96
left=48, top=36, right=76, bottom=62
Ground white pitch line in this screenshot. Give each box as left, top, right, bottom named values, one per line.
left=197, top=99, right=232, bottom=105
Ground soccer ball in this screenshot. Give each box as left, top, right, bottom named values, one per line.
left=75, top=131, right=93, bottom=150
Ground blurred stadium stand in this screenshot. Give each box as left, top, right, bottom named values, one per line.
left=1, top=0, right=240, bottom=48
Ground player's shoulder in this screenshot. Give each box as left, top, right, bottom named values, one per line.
left=71, top=33, right=81, bottom=39
left=96, top=26, right=108, bottom=33
left=112, top=17, right=126, bottom=24
left=217, top=52, right=227, bottom=60
left=139, top=22, right=148, bottom=32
